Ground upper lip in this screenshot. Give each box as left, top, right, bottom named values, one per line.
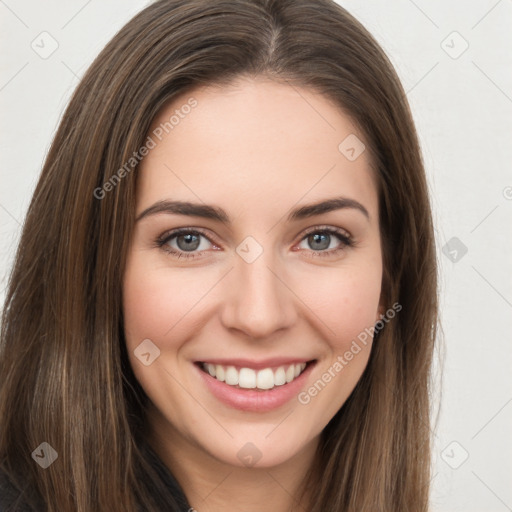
left=196, top=357, right=315, bottom=370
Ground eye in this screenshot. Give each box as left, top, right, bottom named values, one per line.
left=156, top=226, right=354, bottom=260
left=157, top=228, right=217, bottom=259
left=296, top=226, right=354, bottom=257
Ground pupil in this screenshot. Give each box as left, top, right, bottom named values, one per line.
left=177, top=233, right=200, bottom=251
left=309, top=233, right=330, bottom=251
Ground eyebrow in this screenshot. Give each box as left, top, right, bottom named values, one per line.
left=135, top=196, right=370, bottom=224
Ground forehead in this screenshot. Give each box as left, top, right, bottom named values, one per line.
left=137, top=77, right=378, bottom=222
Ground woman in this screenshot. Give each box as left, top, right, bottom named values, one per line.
left=0, top=0, right=438, bottom=510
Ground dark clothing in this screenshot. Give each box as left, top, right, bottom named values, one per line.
left=0, top=469, right=40, bottom=512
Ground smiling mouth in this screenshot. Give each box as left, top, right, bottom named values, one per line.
left=196, top=361, right=315, bottom=391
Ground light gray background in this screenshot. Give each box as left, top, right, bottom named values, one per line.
left=1, top=1, right=511, bottom=510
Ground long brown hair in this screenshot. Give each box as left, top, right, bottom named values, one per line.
left=0, top=0, right=438, bottom=510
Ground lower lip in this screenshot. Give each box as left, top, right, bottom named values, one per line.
left=195, top=362, right=316, bottom=412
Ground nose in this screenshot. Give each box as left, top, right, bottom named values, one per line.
left=219, top=249, right=297, bottom=339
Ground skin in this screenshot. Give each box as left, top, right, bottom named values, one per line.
left=123, top=76, right=384, bottom=512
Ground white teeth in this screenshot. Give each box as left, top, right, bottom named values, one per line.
left=215, top=365, right=225, bottom=382
left=256, top=368, right=274, bottom=390
left=225, top=366, right=239, bottom=385
left=239, top=368, right=256, bottom=389
left=274, top=366, right=286, bottom=386
left=202, top=362, right=308, bottom=390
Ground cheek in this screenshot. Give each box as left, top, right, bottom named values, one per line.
left=291, top=259, right=382, bottom=346
left=291, top=265, right=382, bottom=420
left=122, top=255, right=213, bottom=343
left=122, top=258, right=212, bottom=415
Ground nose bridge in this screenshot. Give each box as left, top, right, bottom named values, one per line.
left=220, top=240, right=296, bottom=338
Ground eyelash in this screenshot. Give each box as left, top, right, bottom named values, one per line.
left=155, top=226, right=354, bottom=260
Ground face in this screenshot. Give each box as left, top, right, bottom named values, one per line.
left=123, top=77, right=383, bottom=470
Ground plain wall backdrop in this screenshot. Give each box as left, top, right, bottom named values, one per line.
left=1, top=1, right=511, bottom=510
